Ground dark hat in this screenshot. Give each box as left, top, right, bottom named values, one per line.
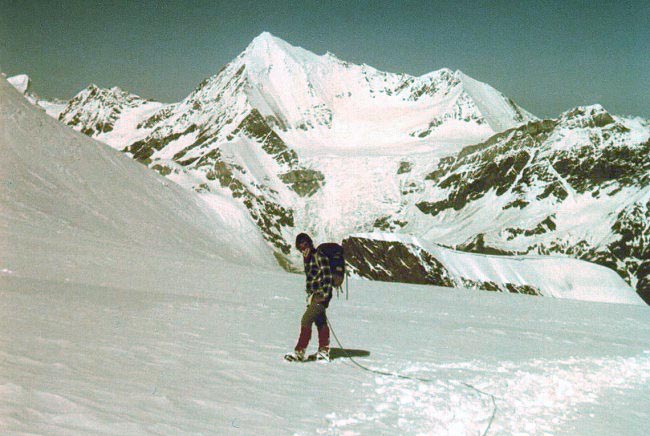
left=295, top=233, right=314, bottom=249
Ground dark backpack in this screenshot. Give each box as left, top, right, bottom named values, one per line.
left=317, top=243, right=345, bottom=288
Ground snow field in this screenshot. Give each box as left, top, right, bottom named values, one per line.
left=2, top=269, right=649, bottom=435
left=327, top=354, right=650, bottom=435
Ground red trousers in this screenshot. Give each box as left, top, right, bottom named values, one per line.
left=295, top=302, right=329, bottom=351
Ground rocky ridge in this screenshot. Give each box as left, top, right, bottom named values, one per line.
left=59, top=84, right=157, bottom=136
left=413, top=105, right=649, bottom=302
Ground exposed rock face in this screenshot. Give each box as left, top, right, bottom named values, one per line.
left=343, top=236, right=455, bottom=287
left=608, top=199, right=650, bottom=296
left=418, top=120, right=558, bottom=217
left=397, top=161, right=413, bottom=175
left=637, top=262, right=650, bottom=305
left=279, top=169, right=325, bottom=197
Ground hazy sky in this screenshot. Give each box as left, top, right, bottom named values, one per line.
left=1, top=0, right=647, bottom=118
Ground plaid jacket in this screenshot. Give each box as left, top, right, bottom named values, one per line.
left=304, top=250, right=333, bottom=301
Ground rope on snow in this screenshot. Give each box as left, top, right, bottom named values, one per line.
left=327, top=319, right=498, bottom=436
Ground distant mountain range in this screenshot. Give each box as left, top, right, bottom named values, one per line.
left=8, top=32, right=649, bottom=303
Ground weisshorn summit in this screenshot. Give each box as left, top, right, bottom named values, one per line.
left=10, top=32, right=650, bottom=303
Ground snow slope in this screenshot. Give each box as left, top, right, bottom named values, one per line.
left=2, top=246, right=650, bottom=435
left=456, top=71, right=536, bottom=133
left=0, top=74, right=276, bottom=284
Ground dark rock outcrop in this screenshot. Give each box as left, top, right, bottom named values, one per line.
left=342, top=236, right=455, bottom=286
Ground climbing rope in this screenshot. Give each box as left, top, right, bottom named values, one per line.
left=327, top=319, right=498, bottom=436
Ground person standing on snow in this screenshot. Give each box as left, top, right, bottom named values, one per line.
left=285, top=233, right=333, bottom=362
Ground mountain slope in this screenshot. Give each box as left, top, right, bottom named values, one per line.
left=0, top=74, right=276, bottom=289
left=411, top=105, right=650, bottom=302
left=48, top=32, right=536, bottom=267
left=59, top=84, right=165, bottom=139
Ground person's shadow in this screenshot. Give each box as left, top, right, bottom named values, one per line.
left=329, top=348, right=370, bottom=360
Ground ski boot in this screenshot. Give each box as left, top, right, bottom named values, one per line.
left=284, top=349, right=306, bottom=362
left=315, top=347, right=330, bottom=362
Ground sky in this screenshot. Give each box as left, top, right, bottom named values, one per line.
left=1, top=0, right=647, bottom=118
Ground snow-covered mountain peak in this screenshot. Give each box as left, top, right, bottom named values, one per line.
left=7, top=74, right=31, bottom=94
left=73, top=83, right=142, bottom=104
left=236, top=34, right=536, bottom=145
left=243, top=31, right=319, bottom=71
left=60, top=83, right=159, bottom=136
left=246, top=31, right=289, bottom=50
left=135, top=33, right=535, bottom=150
left=418, top=67, right=455, bottom=81
left=16, top=34, right=544, bottom=278
left=248, top=30, right=280, bottom=46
